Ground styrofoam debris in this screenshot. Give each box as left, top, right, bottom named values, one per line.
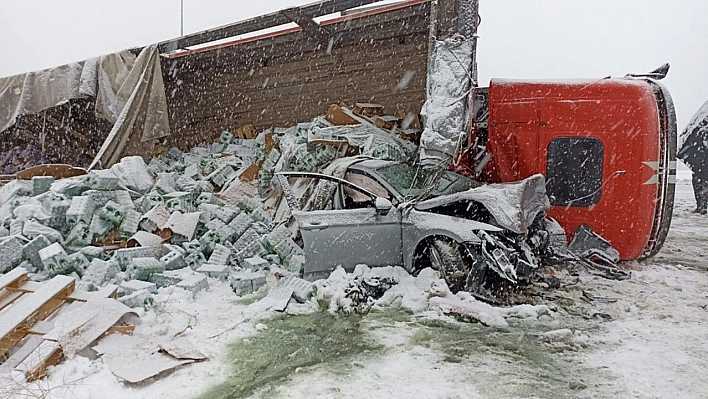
left=22, top=235, right=51, bottom=269
left=280, top=275, right=314, bottom=303
left=196, top=264, right=229, bottom=280
left=132, top=257, right=165, bottom=281
left=119, top=289, right=154, bottom=308
left=0, top=235, right=26, bottom=273
left=243, top=255, right=269, bottom=271
left=161, top=250, right=187, bottom=271
left=80, top=258, right=120, bottom=290
left=230, top=270, right=267, bottom=296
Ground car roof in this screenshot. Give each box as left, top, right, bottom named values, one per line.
left=349, top=159, right=402, bottom=172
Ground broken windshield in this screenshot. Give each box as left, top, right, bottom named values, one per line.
left=375, top=163, right=481, bottom=200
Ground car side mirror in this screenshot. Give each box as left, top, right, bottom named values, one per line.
left=375, top=197, right=393, bottom=215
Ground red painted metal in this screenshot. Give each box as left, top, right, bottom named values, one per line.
left=484, top=78, right=663, bottom=260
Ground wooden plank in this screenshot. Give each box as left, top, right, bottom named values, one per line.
left=238, top=163, right=262, bottom=183
left=0, top=267, right=28, bottom=291
left=15, top=340, right=63, bottom=382
left=353, top=103, right=385, bottom=117
left=8, top=282, right=118, bottom=302
left=325, top=104, right=361, bottom=126
left=43, top=298, right=138, bottom=357
left=0, top=267, right=29, bottom=312
left=280, top=9, right=332, bottom=46
left=374, top=115, right=401, bottom=130
left=0, top=290, right=25, bottom=313
left=27, top=320, right=54, bottom=335
left=0, top=275, right=75, bottom=359
left=106, top=325, right=135, bottom=336
left=0, top=335, right=44, bottom=371
left=15, top=164, right=87, bottom=180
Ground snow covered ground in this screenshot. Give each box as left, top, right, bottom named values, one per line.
left=4, top=172, right=708, bottom=399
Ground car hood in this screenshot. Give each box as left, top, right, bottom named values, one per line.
left=414, top=174, right=551, bottom=234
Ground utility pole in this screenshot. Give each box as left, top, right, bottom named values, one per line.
left=180, top=0, right=184, bottom=36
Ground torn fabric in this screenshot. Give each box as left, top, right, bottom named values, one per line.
left=0, top=45, right=170, bottom=170
left=0, top=62, right=95, bottom=133
left=90, top=45, right=170, bottom=169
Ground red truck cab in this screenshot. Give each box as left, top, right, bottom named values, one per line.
left=472, top=78, right=676, bottom=260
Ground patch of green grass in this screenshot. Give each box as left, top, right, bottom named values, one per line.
left=233, top=289, right=268, bottom=306
left=409, top=319, right=601, bottom=398
left=365, top=307, right=415, bottom=324
left=199, top=312, right=382, bottom=399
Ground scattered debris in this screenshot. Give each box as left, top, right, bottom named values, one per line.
left=0, top=100, right=629, bottom=389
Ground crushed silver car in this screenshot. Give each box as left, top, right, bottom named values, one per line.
left=276, top=158, right=551, bottom=297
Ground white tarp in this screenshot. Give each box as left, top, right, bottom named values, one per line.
left=418, top=35, right=473, bottom=168
left=90, top=45, right=170, bottom=169
left=0, top=45, right=169, bottom=169
left=0, top=63, right=91, bottom=134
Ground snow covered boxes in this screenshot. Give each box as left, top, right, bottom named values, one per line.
left=132, top=257, right=165, bottom=282
left=161, top=250, right=187, bottom=271
left=177, top=274, right=209, bottom=295
left=23, top=236, right=51, bottom=269
left=65, top=196, right=95, bottom=227
left=229, top=270, right=266, bottom=296
left=37, top=243, right=70, bottom=275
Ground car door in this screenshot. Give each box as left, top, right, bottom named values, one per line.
left=277, top=172, right=402, bottom=279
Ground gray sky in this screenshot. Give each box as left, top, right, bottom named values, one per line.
left=1, top=0, right=707, bottom=128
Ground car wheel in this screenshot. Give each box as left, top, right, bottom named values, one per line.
left=427, top=239, right=471, bottom=293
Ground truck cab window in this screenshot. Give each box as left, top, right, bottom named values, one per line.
left=546, top=137, right=604, bottom=207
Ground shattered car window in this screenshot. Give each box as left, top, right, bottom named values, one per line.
left=282, top=176, right=335, bottom=211
left=375, top=163, right=481, bottom=200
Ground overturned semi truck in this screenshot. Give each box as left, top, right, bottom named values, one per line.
left=0, top=0, right=676, bottom=262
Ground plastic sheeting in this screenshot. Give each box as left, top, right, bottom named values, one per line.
left=418, top=35, right=473, bottom=168
left=0, top=63, right=91, bottom=134
left=415, top=174, right=551, bottom=235
left=308, top=124, right=415, bottom=162
left=0, top=45, right=170, bottom=170
left=89, top=45, right=170, bottom=169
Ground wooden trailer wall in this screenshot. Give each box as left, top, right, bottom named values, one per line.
left=160, top=1, right=431, bottom=150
